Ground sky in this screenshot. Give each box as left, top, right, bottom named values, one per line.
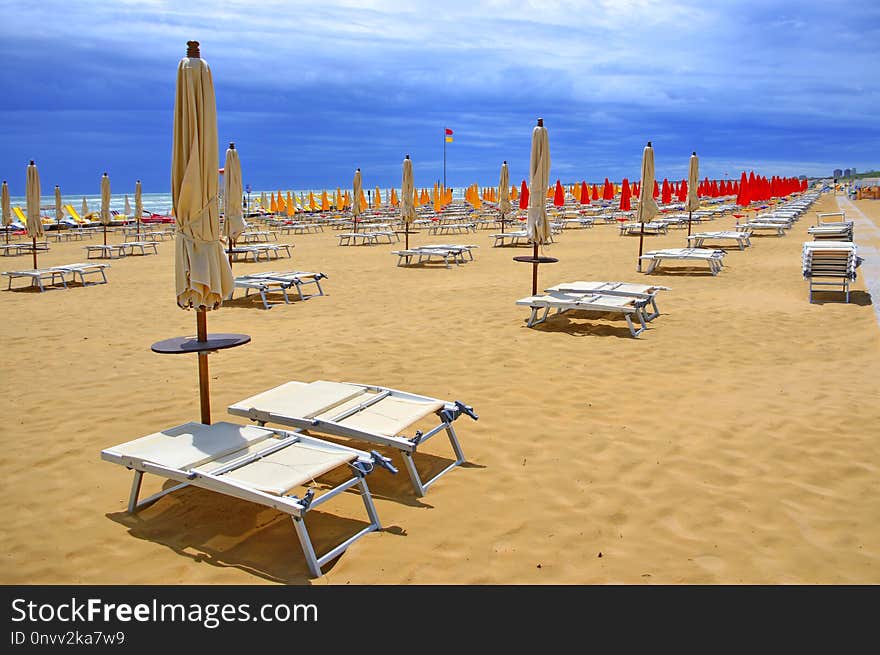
left=1, top=0, right=878, bottom=195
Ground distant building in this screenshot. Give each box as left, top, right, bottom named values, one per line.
left=852, top=167, right=857, bottom=175
left=844, top=168, right=852, bottom=177
left=833, top=168, right=842, bottom=178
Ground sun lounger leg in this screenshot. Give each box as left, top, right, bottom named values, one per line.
left=127, top=471, right=144, bottom=513
left=291, top=516, right=322, bottom=578
left=358, top=476, right=381, bottom=529
left=401, top=453, right=428, bottom=497
left=259, top=288, right=270, bottom=310
left=445, top=423, right=466, bottom=464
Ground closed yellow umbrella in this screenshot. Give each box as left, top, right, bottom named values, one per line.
left=686, top=151, right=700, bottom=237
left=321, top=189, right=330, bottom=211
left=335, top=187, right=344, bottom=211
left=100, top=172, right=111, bottom=245
left=635, top=141, right=659, bottom=271
left=498, top=160, right=511, bottom=232
left=222, top=142, right=247, bottom=264
left=287, top=191, right=295, bottom=216
left=352, top=168, right=363, bottom=232
left=135, top=180, right=143, bottom=238
left=1, top=180, right=11, bottom=245
left=270, top=194, right=277, bottom=213
left=308, top=191, right=316, bottom=211
left=390, top=188, right=398, bottom=207
left=26, top=160, right=43, bottom=268
left=400, top=155, right=415, bottom=249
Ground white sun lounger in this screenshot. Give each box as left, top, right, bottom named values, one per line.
left=85, top=244, right=126, bottom=259
left=119, top=241, right=159, bottom=256
left=516, top=291, right=650, bottom=336
left=229, top=380, right=478, bottom=497
left=639, top=248, right=726, bottom=275
left=491, top=230, right=554, bottom=247
left=686, top=231, right=752, bottom=250
left=544, top=281, right=668, bottom=321
left=392, top=244, right=476, bottom=268
left=101, top=421, right=397, bottom=577
left=50, top=262, right=110, bottom=285
left=2, top=268, right=69, bottom=292
left=736, top=222, right=787, bottom=236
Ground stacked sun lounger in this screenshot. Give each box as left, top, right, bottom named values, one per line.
left=392, top=244, right=477, bottom=268
left=686, top=231, right=752, bottom=250
left=807, top=223, right=853, bottom=241
left=230, top=271, right=327, bottom=309
left=639, top=248, right=726, bottom=275
left=801, top=241, right=861, bottom=303
left=544, top=280, right=668, bottom=321
left=516, top=290, right=651, bottom=337
left=619, top=221, right=668, bottom=235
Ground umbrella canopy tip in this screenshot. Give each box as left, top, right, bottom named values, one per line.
left=405, top=155, right=410, bottom=159
left=647, top=141, right=652, bottom=147
left=187, top=41, right=200, bottom=58
left=229, top=142, right=235, bottom=149
left=536, top=118, right=543, bottom=126
left=692, top=151, right=696, bottom=155
left=29, top=160, right=34, bottom=165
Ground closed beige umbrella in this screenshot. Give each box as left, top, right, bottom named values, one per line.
left=54, top=186, right=63, bottom=227
left=124, top=194, right=131, bottom=220
left=163, top=40, right=239, bottom=426
left=352, top=168, right=363, bottom=233
left=635, top=141, right=659, bottom=271
left=2, top=180, right=11, bottom=244
left=100, top=172, right=111, bottom=245
left=686, top=151, right=700, bottom=236
left=222, top=142, right=247, bottom=265
left=400, top=155, right=415, bottom=249
left=135, top=180, right=143, bottom=238
left=527, top=120, right=550, bottom=245
left=498, top=160, right=511, bottom=233
left=82, top=196, right=89, bottom=218
left=26, top=160, right=43, bottom=269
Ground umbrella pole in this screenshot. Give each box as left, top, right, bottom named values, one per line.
left=687, top=210, right=692, bottom=237
left=32, top=237, right=37, bottom=269
left=196, top=307, right=211, bottom=425
left=532, top=242, right=538, bottom=295
left=637, top=223, right=645, bottom=272
left=228, top=237, right=234, bottom=267
left=405, top=224, right=409, bottom=250
left=136, top=216, right=140, bottom=240
left=103, top=224, right=107, bottom=246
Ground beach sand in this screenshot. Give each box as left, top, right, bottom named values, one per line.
left=1, top=192, right=878, bottom=585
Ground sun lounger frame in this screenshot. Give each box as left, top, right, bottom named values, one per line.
left=229, top=382, right=477, bottom=497
left=517, top=291, right=649, bottom=337
left=101, top=422, right=387, bottom=577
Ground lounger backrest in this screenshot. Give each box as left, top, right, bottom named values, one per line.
left=105, top=421, right=274, bottom=470
left=230, top=380, right=367, bottom=420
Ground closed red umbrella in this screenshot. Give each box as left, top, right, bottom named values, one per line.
left=602, top=177, right=614, bottom=200
left=519, top=180, right=529, bottom=210
left=553, top=179, right=565, bottom=206
left=652, top=180, right=659, bottom=199
left=677, top=179, right=687, bottom=202
left=736, top=172, right=749, bottom=207
left=579, top=181, right=589, bottom=204
left=711, top=180, right=720, bottom=197
left=619, top=178, right=631, bottom=211
left=661, top=178, right=671, bottom=204
left=591, top=184, right=599, bottom=201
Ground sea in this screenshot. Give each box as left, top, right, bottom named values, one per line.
left=7, top=188, right=468, bottom=216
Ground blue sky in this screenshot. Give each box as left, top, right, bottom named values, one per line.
left=1, top=0, right=878, bottom=195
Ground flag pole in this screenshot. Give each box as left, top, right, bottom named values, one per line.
left=443, top=127, right=447, bottom=190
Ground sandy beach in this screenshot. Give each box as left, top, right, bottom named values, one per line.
left=1, top=192, right=878, bottom=585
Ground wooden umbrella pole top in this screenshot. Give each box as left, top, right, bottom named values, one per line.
left=537, top=118, right=543, bottom=127
left=187, top=41, right=200, bottom=58
left=29, top=160, right=34, bottom=165
left=229, top=142, right=235, bottom=149
left=647, top=141, right=652, bottom=147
